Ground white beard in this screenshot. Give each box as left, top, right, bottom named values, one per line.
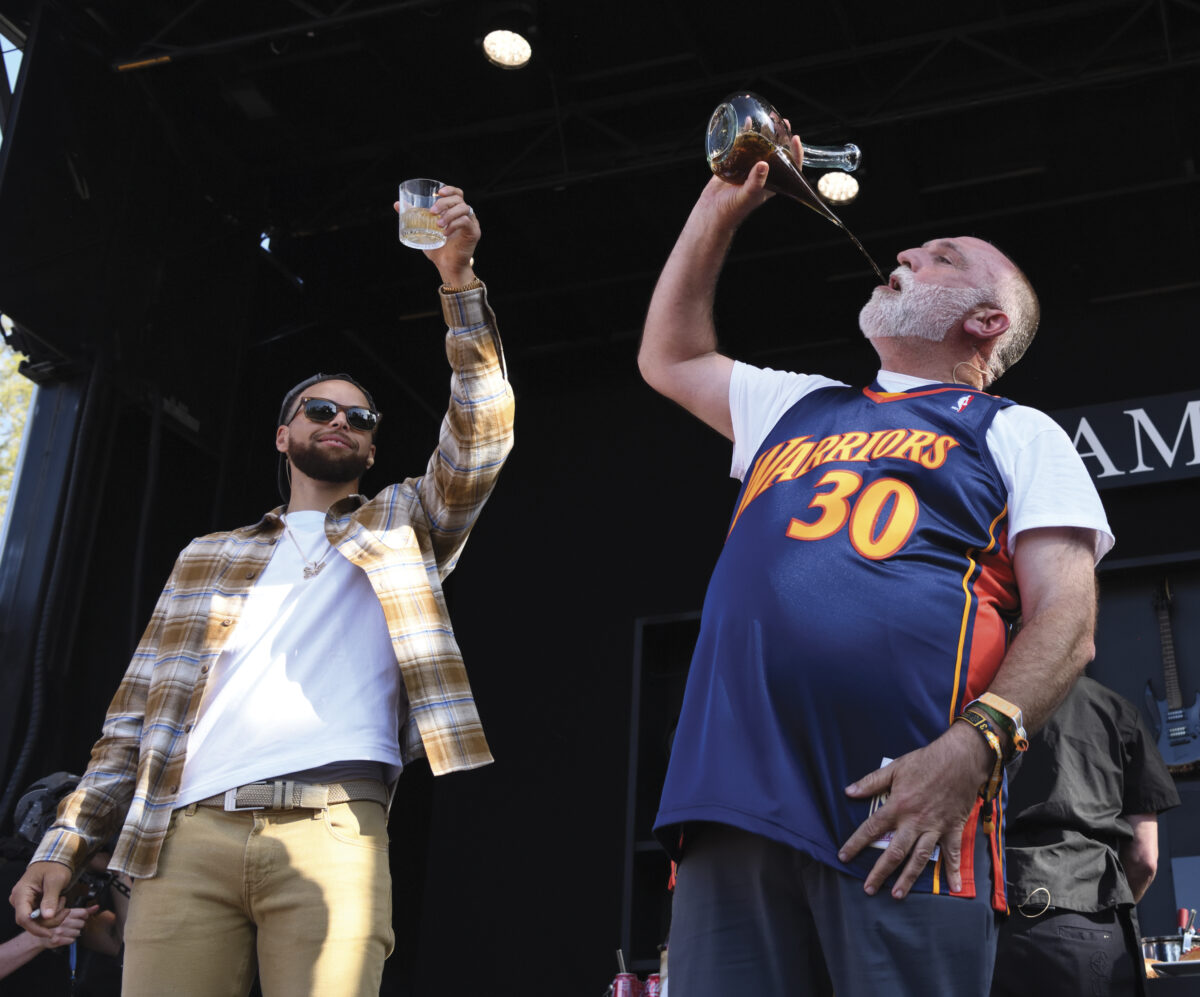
left=859, top=269, right=987, bottom=342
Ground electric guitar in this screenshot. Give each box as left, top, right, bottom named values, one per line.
left=1144, top=579, right=1200, bottom=772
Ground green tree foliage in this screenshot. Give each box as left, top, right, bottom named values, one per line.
left=0, top=341, right=34, bottom=530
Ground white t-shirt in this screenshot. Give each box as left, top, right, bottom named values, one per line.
left=176, top=510, right=404, bottom=806
left=729, top=363, right=1114, bottom=560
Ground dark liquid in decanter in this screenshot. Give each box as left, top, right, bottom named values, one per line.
left=714, top=130, right=885, bottom=284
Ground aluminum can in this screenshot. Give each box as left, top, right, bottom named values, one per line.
left=643, top=973, right=662, bottom=997
left=612, top=972, right=642, bottom=997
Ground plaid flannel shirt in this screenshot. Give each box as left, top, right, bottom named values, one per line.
left=33, top=283, right=515, bottom=879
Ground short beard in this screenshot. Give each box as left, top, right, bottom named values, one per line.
left=288, top=439, right=370, bottom=485
left=859, top=271, right=988, bottom=342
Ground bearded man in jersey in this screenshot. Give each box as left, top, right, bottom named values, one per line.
left=10, top=186, right=515, bottom=997
left=637, top=141, right=1112, bottom=997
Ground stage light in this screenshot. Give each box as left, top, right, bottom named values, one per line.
left=817, top=171, right=859, bottom=204
left=482, top=29, right=531, bottom=68
left=477, top=3, right=536, bottom=69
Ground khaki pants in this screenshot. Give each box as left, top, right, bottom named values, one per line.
left=122, top=800, right=394, bottom=997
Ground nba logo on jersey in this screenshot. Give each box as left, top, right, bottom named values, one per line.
left=954, top=394, right=973, bottom=413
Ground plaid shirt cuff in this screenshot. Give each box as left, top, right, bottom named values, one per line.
left=31, top=828, right=90, bottom=875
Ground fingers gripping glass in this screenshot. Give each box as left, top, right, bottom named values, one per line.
left=290, top=397, right=381, bottom=433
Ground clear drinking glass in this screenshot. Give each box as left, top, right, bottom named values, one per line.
left=398, top=178, right=446, bottom=250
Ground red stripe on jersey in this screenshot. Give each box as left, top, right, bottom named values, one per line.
left=947, top=514, right=1017, bottom=723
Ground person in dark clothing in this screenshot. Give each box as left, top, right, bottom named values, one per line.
left=990, top=674, right=1181, bottom=997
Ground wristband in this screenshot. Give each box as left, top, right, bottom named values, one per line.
left=955, top=711, right=1005, bottom=803
left=972, top=692, right=1029, bottom=753
left=961, top=706, right=1001, bottom=735
left=971, top=701, right=1030, bottom=756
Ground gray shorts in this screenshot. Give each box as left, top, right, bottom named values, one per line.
left=668, top=821, right=1000, bottom=997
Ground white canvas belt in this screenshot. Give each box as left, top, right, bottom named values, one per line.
left=196, top=778, right=388, bottom=812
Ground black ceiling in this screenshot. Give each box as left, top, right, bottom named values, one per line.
left=2, top=0, right=1199, bottom=402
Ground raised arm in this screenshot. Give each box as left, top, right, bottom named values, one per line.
left=392, top=187, right=515, bottom=574
left=638, top=159, right=778, bottom=440
left=417, top=280, right=515, bottom=576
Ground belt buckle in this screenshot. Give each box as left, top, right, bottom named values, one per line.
left=223, top=788, right=262, bottom=812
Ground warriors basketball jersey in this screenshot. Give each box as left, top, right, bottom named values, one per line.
left=656, top=380, right=1019, bottom=906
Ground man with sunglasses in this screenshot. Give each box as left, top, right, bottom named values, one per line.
left=10, top=186, right=515, bottom=996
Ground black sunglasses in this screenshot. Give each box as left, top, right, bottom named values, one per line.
left=290, top=396, right=381, bottom=433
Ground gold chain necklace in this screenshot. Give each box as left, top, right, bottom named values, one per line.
left=280, top=515, right=333, bottom=579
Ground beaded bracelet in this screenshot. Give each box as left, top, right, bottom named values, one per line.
left=441, top=276, right=483, bottom=294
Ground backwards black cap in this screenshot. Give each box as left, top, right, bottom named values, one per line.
left=276, top=372, right=378, bottom=502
